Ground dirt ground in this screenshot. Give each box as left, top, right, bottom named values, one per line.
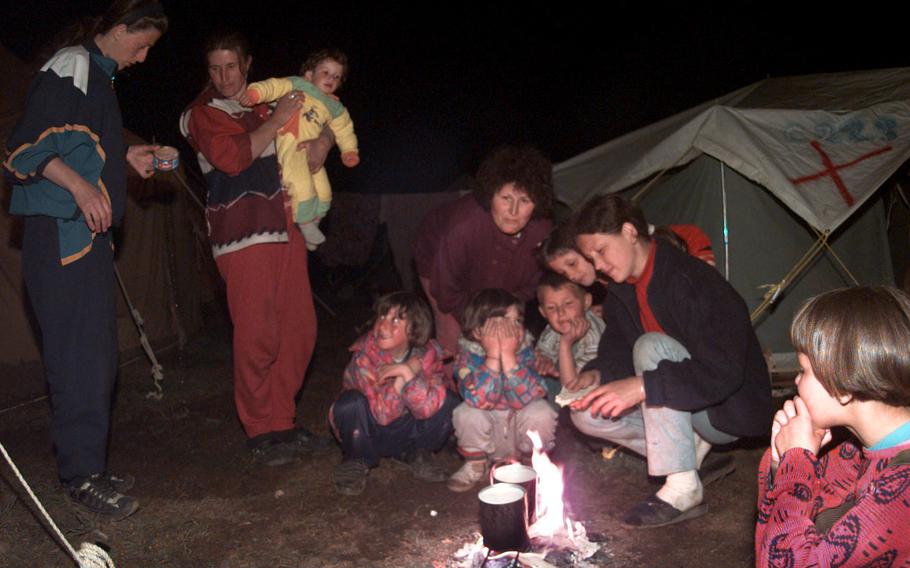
left=0, top=286, right=771, bottom=567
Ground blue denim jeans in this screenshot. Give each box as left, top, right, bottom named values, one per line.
left=571, top=332, right=737, bottom=476
left=331, top=390, right=458, bottom=467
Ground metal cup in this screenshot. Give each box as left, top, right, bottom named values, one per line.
left=492, top=463, right=538, bottom=525
left=478, top=483, right=529, bottom=553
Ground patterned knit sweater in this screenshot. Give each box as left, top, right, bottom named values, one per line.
left=455, top=332, right=548, bottom=410
left=339, top=333, right=451, bottom=426
left=180, top=89, right=288, bottom=258
left=755, top=440, right=910, bottom=567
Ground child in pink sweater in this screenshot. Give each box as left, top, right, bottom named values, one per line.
left=330, top=292, right=457, bottom=496
left=755, top=287, right=910, bottom=566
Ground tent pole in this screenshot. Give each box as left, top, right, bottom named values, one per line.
left=631, top=158, right=683, bottom=203
left=896, top=181, right=910, bottom=209
left=721, top=162, right=730, bottom=280
left=811, top=227, right=861, bottom=286
left=750, top=232, right=829, bottom=322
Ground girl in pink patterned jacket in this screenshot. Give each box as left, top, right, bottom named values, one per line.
left=330, top=292, right=457, bottom=496
left=756, top=287, right=910, bottom=567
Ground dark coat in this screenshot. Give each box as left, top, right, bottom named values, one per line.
left=586, top=242, right=772, bottom=438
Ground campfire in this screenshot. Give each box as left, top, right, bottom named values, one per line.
left=452, top=431, right=601, bottom=567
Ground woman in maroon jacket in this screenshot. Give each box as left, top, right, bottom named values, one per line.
left=413, top=146, right=554, bottom=357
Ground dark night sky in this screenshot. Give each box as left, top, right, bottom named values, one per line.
left=5, top=1, right=907, bottom=193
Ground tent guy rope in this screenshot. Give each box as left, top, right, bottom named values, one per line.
left=0, top=442, right=115, bottom=567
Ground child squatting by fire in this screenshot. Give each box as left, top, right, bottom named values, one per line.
left=755, top=286, right=910, bottom=566
left=329, top=292, right=458, bottom=496
left=240, top=49, right=359, bottom=250
left=534, top=271, right=605, bottom=405
left=448, top=289, right=558, bottom=492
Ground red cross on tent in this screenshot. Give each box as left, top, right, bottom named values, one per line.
left=789, top=140, right=892, bottom=207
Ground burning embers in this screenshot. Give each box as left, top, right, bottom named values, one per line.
left=454, top=431, right=600, bottom=567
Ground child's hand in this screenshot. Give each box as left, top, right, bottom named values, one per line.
left=771, top=396, right=833, bottom=464
left=378, top=363, right=415, bottom=385
left=238, top=89, right=258, bottom=107
left=560, top=317, right=590, bottom=346
left=341, top=151, right=360, bottom=168
left=478, top=318, right=501, bottom=360
left=565, top=368, right=599, bottom=391
left=498, top=319, right=522, bottom=357
left=533, top=355, right=558, bottom=377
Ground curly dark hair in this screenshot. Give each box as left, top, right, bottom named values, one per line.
left=299, top=48, right=349, bottom=84
left=474, top=145, right=553, bottom=219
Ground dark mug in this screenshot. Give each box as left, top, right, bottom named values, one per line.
left=478, top=483, right=529, bottom=553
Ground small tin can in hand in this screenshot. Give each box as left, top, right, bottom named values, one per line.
left=153, top=146, right=180, bottom=171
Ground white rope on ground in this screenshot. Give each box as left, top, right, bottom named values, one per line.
left=0, top=442, right=115, bottom=568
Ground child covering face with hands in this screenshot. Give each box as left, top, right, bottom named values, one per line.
left=448, top=289, right=557, bottom=492
left=756, top=286, right=910, bottom=567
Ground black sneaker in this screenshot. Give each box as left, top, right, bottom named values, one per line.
left=66, top=474, right=139, bottom=521
left=102, top=472, right=135, bottom=493
left=334, top=459, right=369, bottom=496
left=249, top=438, right=300, bottom=467
left=274, top=427, right=333, bottom=454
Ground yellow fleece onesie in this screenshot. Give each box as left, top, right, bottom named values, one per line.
left=245, top=76, right=359, bottom=224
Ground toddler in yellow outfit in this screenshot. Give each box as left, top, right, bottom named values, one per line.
left=242, top=49, right=359, bottom=250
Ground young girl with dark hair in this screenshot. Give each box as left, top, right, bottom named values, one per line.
left=447, top=289, right=557, bottom=492
left=567, top=194, right=770, bottom=529
left=756, top=287, right=910, bottom=566
left=330, top=292, right=458, bottom=496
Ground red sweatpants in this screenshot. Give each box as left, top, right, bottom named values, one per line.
left=216, top=226, right=317, bottom=438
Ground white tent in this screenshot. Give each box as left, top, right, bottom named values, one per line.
left=553, top=68, right=909, bottom=356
